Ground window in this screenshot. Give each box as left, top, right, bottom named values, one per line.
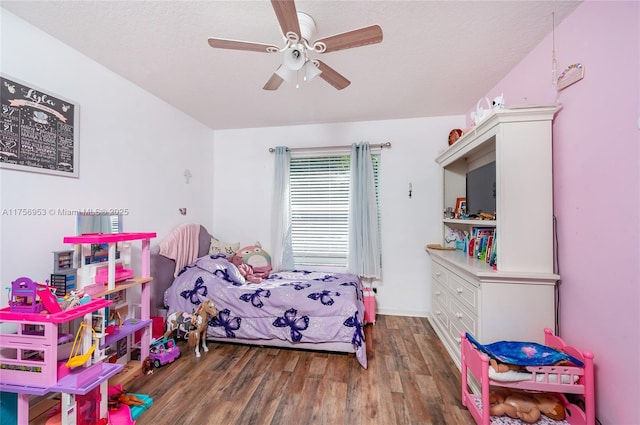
left=289, top=153, right=380, bottom=267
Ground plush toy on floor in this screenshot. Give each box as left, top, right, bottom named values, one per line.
left=489, top=389, right=566, bottom=423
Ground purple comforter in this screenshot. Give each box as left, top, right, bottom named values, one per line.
left=163, top=255, right=367, bottom=368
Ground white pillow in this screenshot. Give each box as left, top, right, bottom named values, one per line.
left=208, top=238, right=240, bottom=257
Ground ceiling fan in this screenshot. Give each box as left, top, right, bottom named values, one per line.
left=207, top=0, right=383, bottom=91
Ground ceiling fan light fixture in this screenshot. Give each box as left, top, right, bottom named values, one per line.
left=296, top=12, right=318, bottom=42
left=303, top=60, right=322, bottom=81
left=275, top=64, right=296, bottom=83
left=209, top=1, right=382, bottom=91
left=283, top=44, right=306, bottom=70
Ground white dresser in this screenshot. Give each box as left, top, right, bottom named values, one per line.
left=428, top=249, right=557, bottom=368
left=428, top=107, right=559, bottom=367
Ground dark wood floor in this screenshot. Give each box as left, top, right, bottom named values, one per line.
left=127, top=315, right=475, bottom=425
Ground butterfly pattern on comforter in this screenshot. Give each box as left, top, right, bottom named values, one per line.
left=163, top=255, right=368, bottom=368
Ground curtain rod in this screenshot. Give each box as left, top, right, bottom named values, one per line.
left=269, top=142, right=392, bottom=153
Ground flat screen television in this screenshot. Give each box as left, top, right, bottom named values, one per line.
left=466, top=161, right=496, bottom=216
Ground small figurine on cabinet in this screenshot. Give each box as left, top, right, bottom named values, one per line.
left=491, top=93, right=505, bottom=111
left=448, top=129, right=463, bottom=146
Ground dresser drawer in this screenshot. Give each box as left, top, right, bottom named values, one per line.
left=448, top=314, right=468, bottom=350
left=432, top=279, right=449, bottom=308
left=447, top=271, right=477, bottom=312
left=431, top=261, right=448, bottom=286
left=448, top=296, right=477, bottom=337
left=431, top=296, right=449, bottom=330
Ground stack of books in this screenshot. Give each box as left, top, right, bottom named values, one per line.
left=467, top=227, right=497, bottom=266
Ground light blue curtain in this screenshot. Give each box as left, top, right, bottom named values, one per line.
left=347, top=142, right=381, bottom=278
left=271, top=146, right=294, bottom=271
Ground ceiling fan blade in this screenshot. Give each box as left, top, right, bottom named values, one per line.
left=315, top=60, right=350, bottom=90
left=313, top=25, right=383, bottom=53
left=263, top=73, right=284, bottom=91
left=271, top=0, right=301, bottom=41
left=208, top=37, right=279, bottom=53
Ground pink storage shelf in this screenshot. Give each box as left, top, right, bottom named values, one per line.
left=63, top=232, right=156, bottom=244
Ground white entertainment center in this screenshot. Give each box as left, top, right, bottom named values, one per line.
left=427, top=106, right=559, bottom=368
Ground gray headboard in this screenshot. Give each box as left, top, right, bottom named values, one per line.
left=149, top=225, right=213, bottom=317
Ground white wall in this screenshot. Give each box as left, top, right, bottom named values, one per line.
left=213, top=116, right=464, bottom=316
left=0, top=10, right=214, bottom=306
left=2, top=8, right=467, bottom=319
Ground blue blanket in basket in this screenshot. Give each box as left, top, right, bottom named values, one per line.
left=465, top=333, right=584, bottom=367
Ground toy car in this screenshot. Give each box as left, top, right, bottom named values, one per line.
left=148, top=337, right=180, bottom=368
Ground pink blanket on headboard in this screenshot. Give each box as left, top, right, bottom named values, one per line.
left=159, top=223, right=201, bottom=276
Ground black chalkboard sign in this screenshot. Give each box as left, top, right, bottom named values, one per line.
left=1, top=74, right=79, bottom=178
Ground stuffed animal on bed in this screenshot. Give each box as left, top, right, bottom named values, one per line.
left=230, top=254, right=263, bottom=284
left=489, top=389, right=565, bottom=423
left=233, top=242, right=272, bottom=279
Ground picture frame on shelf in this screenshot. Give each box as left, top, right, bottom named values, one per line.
left=92, top=313, right=105, bottom=334
left=455, top=197, right=467, bottom=215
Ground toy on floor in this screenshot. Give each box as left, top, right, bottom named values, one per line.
left=149, top=337, right=180, bottom=368
left=489, top=389, right=565, bottom=423
left=108, top=385, right=153, bottom=424
left=461, top=329, right=595, bottom=425
left=164, top=309, right=197, bottom=340
left=142, top=356, right=154, bottom=375
left=186, top=299, right=218, bottom=357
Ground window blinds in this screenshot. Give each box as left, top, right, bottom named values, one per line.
left=290, top=154, right=380, bottom=267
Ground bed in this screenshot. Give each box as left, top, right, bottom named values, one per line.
left=461, top=329, right=595, bottom=425
left=150, top=225, right=368, bottom=368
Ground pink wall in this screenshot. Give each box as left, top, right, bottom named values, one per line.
left=471, top=2, right=640, bottom=423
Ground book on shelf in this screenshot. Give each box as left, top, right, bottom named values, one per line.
left=484, top=235, right=494, bottom=264
left=468, top=227, right=495, bottom=261
left=489, top=232, right=498, bottom=267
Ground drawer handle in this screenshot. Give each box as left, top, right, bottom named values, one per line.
left=435, top=310, right=441, bottom=315
left=456, top=336, right=462, bottom=343
left=456, top=312, right=463, bottom=319
left=435, top=272, right=441, bottom=277
left=456, top=288, right=463, bottom=294
left=435, top=291, right=441, bottom=296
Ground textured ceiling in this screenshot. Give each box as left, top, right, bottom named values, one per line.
left=2, top=1, right=581, bottom=130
